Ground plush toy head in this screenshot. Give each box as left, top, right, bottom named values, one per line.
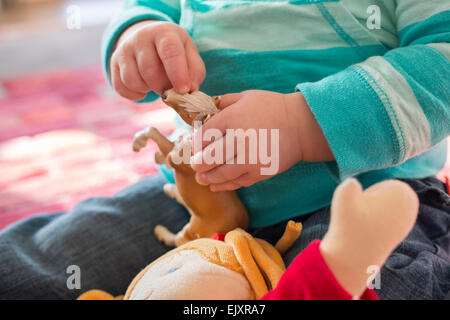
left=125, top=224, right=301, bottom=300
left=78, top=222, right=302, bottom=300
left=125, top=238, right=252, bottom=300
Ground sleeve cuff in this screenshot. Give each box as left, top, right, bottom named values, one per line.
left=296, top=67, right=400, bottom=181
left=101, top=7, right=175, bottom=103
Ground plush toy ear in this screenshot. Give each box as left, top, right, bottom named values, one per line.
left=224, top=220, right=303, bottom=299
left=247, top=221, right=302, bottom=291
left=225, top=230, right=267, bottom=299
left=244, top=234, right=285, bottom=291
left=225, top=229, right=285, bottom=299
left=255, top=239, right=285, bottom=270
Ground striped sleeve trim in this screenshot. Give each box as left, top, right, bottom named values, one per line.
left=297, top=67, right=400, bottom=180
left=124, top=0, right=180, bottom=22
left=354, top=56, right=431, bottom=162
left=427, top=42, right=450, bottom=60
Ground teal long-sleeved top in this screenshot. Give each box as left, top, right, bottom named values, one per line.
left=102, top=0, right=450, bottom=228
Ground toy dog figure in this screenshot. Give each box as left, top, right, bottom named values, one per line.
left=132, top=89, right=249, bottom=247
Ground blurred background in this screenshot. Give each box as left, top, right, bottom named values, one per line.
left=0, top=0, right=176, bottom=230
left=0, top=0, right=121, bottom=76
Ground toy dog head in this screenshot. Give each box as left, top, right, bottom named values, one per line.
left=161, top=89, right=221, bottom=126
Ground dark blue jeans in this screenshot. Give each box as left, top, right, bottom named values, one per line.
left=0, top=174, right=449, bottom=299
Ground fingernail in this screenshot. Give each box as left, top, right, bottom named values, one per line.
left=195, top=173, right=208, bottom=185
left=179, top=85, right=190, bottom=94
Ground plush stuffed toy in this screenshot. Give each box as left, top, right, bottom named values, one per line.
left=78, top=220, right=302, bottom=300
left=78, top=177, right=419, bottom=300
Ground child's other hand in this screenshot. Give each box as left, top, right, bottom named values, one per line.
left=191, top=90, right=334, bottom=192
left=110, top=21, right=205, bottom=100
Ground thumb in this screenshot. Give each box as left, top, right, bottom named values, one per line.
left=185, top=37, right=206, bottom=92
left=192, top=93, right=240, bottom=151
left=217, top=92, right=242, bottom=110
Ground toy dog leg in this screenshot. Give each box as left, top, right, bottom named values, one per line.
left=157, top=184, right=201, bottom=247
left=163, top=183, right=187, bottom=207
left=155, top=152, right=166, bottom=165
left=133, top=127, right=174, bottom=155
left=154, top=225, right=177, bottom=247
left=155, top=183, right=197, bottom=246
left=154, top=223, right=196, bottom=247
left=132, top=127, right=152, bottom=152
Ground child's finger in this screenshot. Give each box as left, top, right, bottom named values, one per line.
left=192, top=123, right=252, bottom=173
left=136, top=46, right=171, bottom=94
left=209, top=172, right=253, bottom=192
left=191, top=135, right=229, bottom=173
left=118, top=54, right=149, bottom=94
left=111, top=63, right=147, bottom=101
left=195, top=160, right=247, bottom=185
left=210, top=180, right=241, bottom=192
left=192, top=110, right=229, bottom=152
left=218, top=93, right=242, bottom=109
left=232, top=172, right=255, bottom=187
left=185, top=38, right=206, bottom=91
left=155, top=33, right=191, bottom=94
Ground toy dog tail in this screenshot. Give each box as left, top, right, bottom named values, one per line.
left=275, top=220, right=303, bottom=255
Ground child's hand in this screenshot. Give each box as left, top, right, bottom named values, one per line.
left=191, top=90, right=334, bottom=191
left=110, top=21, right=206, bottom=100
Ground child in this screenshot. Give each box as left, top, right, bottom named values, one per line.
left=0, top=0, right=449, bottom=299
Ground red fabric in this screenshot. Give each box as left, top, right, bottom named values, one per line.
left=211, top=233, right=226, bottom=241
left=261, top=240, right=379, bottom=300
left=436, top=139, right=450, bottom=189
